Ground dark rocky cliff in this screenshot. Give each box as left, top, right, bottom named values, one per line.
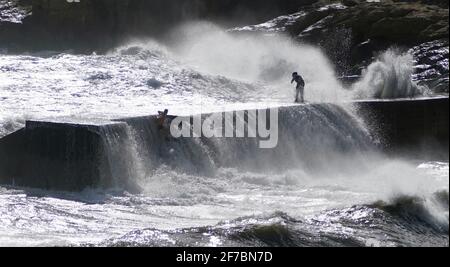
left=1, top=0, right=317, bottom=52
left=230, top=0, right=448, bottom=91
left=1, top=1, right=448, bottom=55
left=288, top=1, right=448, bottom=64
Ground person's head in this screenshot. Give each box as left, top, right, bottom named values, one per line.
left=164, top=109, right=169, bottom=115
left=292, top=72, right=298, bottom=77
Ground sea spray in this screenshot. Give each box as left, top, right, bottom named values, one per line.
left=165, top=22, right=351, bottom=103
left=353, top=49, right=430, bottom=99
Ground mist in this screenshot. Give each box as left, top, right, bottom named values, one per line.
left=120, top=22, right=352, bottom=104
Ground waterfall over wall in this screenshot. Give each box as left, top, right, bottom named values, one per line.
left=0, top=99, right=447, bottom=192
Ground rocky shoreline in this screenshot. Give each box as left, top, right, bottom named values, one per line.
left=0, top=0, right=448, bottom=92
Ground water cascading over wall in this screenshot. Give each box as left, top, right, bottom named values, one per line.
left=0, top=99, right=448, bottom=192
left=0, top=103, right=376, bottom=191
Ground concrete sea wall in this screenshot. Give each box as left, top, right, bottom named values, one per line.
left=0, top=98, right=448, bottom=191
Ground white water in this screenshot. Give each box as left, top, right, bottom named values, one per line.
left=0, top=159, right=447, bottom=246
left=168, top=22, right=347, bottom=102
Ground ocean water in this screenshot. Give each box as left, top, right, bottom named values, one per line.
left=0, top=25, right=448, bottom=247
left=0, top=160, right=447, bottom=247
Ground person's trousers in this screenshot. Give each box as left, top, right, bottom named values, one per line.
left=296, top=85, right=304, bottom=102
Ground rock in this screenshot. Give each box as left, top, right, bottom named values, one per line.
left=147, top=78, right=164, bottom=89
left=0, top=0, right=31, bottom=23
left=304, top=2, right=449, bottom=46
left=410, top=39, right=449, bottom=93
left=393, top=0, right=449, bottom=8
left=342, top=0, right=361, bottom=7
left=282, top=1, right=448, bottom=77
left=1, top=0, right=317, bottom=52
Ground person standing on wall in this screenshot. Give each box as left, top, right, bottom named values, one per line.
left=291, top=72, right=306, bottom=103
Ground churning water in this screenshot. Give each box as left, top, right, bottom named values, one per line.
left=0, top=24, right=448, bottom=247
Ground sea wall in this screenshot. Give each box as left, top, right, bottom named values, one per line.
left=0, top=98, right=448, bottom=191
left=355, top=97, right=449, bottom=158
left=0, top=119, right=129, bottom=191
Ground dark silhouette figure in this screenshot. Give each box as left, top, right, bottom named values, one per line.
left=157, top=109, right=169, bottom=130
left=291, top=72, right=305, bottom=103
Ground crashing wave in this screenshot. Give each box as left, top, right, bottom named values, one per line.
left=370, top=191, right=449, bottom=234
left=353, top=49, right=431, bottom=99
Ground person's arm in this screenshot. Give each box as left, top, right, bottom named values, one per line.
left=291, top=78, right=295, bottom=84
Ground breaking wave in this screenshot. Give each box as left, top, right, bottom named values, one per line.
left=101, top=191, right=449, bottom=247
left=371, top=191, right=449, bottom=234
left=353, top=49, right=430, bottom=99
